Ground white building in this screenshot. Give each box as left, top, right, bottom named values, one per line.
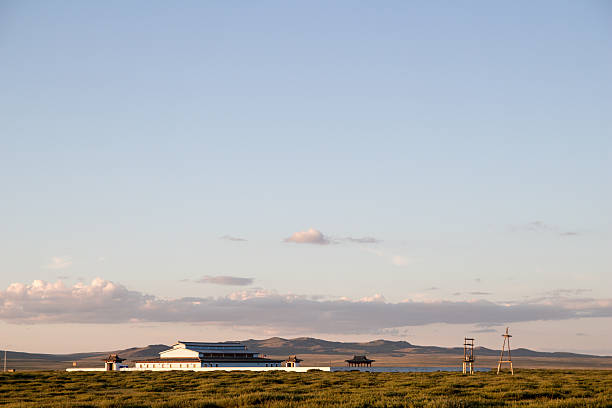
left=66, top=340, right=330, bottom=372
left=285, top=355, right=302, bottom=367
left=103, top=354, right=128, bottom=371
left=133, top=341, right=284, bottom=369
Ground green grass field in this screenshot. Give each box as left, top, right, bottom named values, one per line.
left=1, top=370, right=610, bottom=407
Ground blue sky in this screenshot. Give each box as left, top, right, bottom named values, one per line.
left=1, top=1, right=611, bottom=354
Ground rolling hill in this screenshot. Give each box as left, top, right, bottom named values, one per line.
left=2, top=337, right=610, bottom=370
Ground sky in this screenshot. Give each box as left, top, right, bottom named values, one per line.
left=0, top=1, right=611, bottom=355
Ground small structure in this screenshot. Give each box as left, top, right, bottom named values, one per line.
left=462, top=337, right=475, bottom=374
left=103, top=354, right=127, bottom=371
left=497, top=327, right=514, bottom=375
left=284, top=355, right=303, bottom=367
left=345, top=355, right=374, bottom=367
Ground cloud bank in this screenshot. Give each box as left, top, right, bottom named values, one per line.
left=284, top=228, right=330, bottom=245
left=196, top=276, right=254, bottom=286
left=1, top=279, right=611, bottom=333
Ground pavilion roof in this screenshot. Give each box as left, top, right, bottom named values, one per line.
left=345, top=355, right=375, bottom=363
left=102, top=354, right=126, bottom=363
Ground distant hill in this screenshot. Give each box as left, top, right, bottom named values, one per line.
left=242, top=337, right=602, bottom=358
left=3, top=338, right=611, bottom=370
left=1, top=345, right=168, bottom=371
left=241, top=337, right=611, bottom=369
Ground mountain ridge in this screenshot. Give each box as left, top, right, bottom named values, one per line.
left=241, top=337, right=605, bottom=358
left=3, top=337, right=610, bottom=370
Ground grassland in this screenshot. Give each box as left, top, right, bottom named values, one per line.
left=1, top=370, right=610, bottom=407
left=291, top=354, right=612, bottom=370
left=6, top=353, right=612, bottom=372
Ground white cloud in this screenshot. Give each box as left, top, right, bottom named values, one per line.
left=220, top=235, right=247, bottom=242
left=196, top=276, right=254, bottom=286
left=284, top=228, right=330, bottom=245
left=1, top=279, right=611, bottom=333
left=391, top=255, right=410, bottom=267
left=365, top=248, right=411, bottom=267
left=343, top=236, right=381, bottom=244
left=364, top=248, right=385, bottom=257
left=43, top=256, right=73, bottom=270
left=517, top=221, right=580, bottom=237
left=359, top=294, right=386, bottom=303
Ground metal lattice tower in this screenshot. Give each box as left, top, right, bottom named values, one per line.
left=497, top=327, right=514, bottom=375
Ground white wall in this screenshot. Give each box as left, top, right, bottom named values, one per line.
left=136, top=362, right=200, bottom=369
left=125, top=366, right=330, bottom=372
left=68, top=366, right=330, bottom=372
left=66, top=368, right=107, bottom=372
left=135, top=362, right=283, bottom=369
left=200, top=362, right=281, bottom=367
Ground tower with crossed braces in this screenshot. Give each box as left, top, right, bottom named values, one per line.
left=497, top=327, right=514, bottom=375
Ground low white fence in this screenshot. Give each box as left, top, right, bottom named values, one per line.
left=66, top=368, right=107, bottom=372
left=67, top=366, right=330, bottom=373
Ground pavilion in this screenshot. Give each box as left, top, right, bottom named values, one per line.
left=345, top=355, right=375, bottom=367
left=284, top=355, right=303, bottom=367
left=103, top=354, right=127, bottom=371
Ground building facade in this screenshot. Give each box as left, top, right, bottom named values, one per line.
left=133, top=341, right=284, bottom=369
left=103, top=354, right=128, bottom=371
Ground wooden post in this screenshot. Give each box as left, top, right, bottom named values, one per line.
left=497, top=327, right=514, bottom=375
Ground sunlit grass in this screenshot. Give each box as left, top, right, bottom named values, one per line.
left=0, top=370, right=610, bottom=407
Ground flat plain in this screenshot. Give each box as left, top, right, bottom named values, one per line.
left=1, top=370, right=611, bottom=407
left=6, top=338, right=612, bottom=371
